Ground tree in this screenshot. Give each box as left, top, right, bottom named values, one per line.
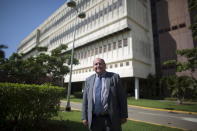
left=164, top=48, right=197, bottom=74
left=188, top=0, right=197, bottom=40
left=163, top=75, right=195, bottom=104
left=0, top=44, right=8, bottom=59
left=0, top=53, right=26, bottom=83
left=0, top=44, right=78, bottom=86
left=163, top=48, right=197, bottom=104
left=161, top=0, right=197, bottom=104
left=0, top=44, right=8, bottom=82
left=46, top=44, right=78, bottom=86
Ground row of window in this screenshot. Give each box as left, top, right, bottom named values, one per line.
left=19, top=35, right=36, bottom=50
left=42, top=0, right=123, bottom=37
left=41, top=0, right=91, bottom=36
left=75, top=38, right=128, bottom=60
left=73, top=61, right=130, bottom=74
left=50, top=0, right=123, bottom=44
left=158, top=23, right=186, bottom=34
left=19, top=0, right=123, bottom=52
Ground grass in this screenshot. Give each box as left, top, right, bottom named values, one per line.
left=51, top=111, right=183, bottom=131
left=127, top=97, right=197, bottom=112
left=62, top=95, right=197, bottom=112
left=0, top=111, right=185, bottom=131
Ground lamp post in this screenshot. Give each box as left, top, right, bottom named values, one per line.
left=66, top=0, right=86, bottom=111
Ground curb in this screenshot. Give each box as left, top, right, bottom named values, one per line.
left=61, top=100, right=197, bottom=115
left=128, top=105, right=197, bottom=115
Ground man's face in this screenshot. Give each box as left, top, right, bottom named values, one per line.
left=93, top=58, right=106, bottom=74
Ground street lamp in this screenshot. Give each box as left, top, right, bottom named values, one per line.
left=66, top=0, right=86, bottom=111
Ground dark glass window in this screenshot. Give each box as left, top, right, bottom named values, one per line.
left=171, top=25, right=178, bottom=30
left=84, top=51, right=87, bottom=58
left=123, top=38, right=128, bottom=47
left=99, top=46, right=102, bottom=53
left=95, top=48, right=98, bottom=55
left=108, top=43, right=111, bottom=51
left=164, top=27, right=171, bottom=32
left=103, top=45, right=107, bottom=52
left=179, top=23, right=186, bottom=28
left=113, top=42, right=116, bottom=49
left=91, top=49, right=94, bottom=56
left=118, top=40, right=122, bottom=48
left=81, top=52, right=84, bottom=59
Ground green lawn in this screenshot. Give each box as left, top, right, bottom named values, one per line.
left=127, top=97, right=197, bottom=112
left=51, top=111, right=183, bottom=131
left=63, top=95, right=197, bottom=112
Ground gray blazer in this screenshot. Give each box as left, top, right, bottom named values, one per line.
left=82, top=72, right=128, bottom=131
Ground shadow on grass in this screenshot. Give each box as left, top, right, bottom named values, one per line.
left=164, top=108, right=174, bottom=110
left=0, top=120, right=88, bottom=131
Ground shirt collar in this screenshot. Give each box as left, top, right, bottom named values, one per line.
left=96, top=71, right=107, bottom=78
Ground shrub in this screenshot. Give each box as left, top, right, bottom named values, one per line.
left=0, top=82, right=65, bottom=129
left=73, top=92, right=83, bottom=98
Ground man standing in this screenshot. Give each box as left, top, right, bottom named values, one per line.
left=82, top=58, right=128, bottom=131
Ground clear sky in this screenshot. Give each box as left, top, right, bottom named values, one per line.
left=0, top=0, right=66, bottom=58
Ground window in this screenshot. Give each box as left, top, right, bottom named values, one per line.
left=87, top=50, right=90, bottom=57
left=108, top=43, right=111, bottom=51
left=164, top=27, right=171, bottom=32
left=104, top=8, right=107, bottom=14
left=171, top=25, right=178, bottom=30
left=95, top=48, right=98, bottom=55
left=99, top=46, right=102, bottom=53
left=91, top=49, right=94, bottom=56
left=113, top=42, right=116, bottom=49
left=118, top=40, right=122, bottom=48
left=115, top=64, right=118, bottom=68
left=179, top=23, right=186, bottom=28
left=103, top=45, right=107, bottom=52
left=81, top=52, right=84, bottom=59
left=84, top=51, right=87, bottom=58
left=126, top=61, right=129, bottom=66
left=123, top=38, right=128, bottom=47
left=120, top=63, right=123, bottom=67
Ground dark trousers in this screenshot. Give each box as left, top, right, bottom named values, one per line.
left=90, top=114, right=112, bottom=131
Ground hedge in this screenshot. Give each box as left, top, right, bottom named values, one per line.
left=0, top=82, right=65, bottom=129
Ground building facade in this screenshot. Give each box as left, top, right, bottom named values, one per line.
left=151, top=0, right=196, bottom=77
left=17, top=0, right=156, bottom=99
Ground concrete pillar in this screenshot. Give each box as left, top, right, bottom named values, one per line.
left=135, top=77, right=139, bottom=100
left=82, top=81, right=85, bottom=93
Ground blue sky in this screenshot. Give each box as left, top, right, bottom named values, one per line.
left=0, top=0, right=66, bottom=58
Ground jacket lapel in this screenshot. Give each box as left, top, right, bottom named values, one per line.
left=88, top=74, right=96, bottom=108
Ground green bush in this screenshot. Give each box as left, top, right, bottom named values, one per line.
left=73, top=92, right=83, bottom=98
left=0, top=82, right=65, bottom=129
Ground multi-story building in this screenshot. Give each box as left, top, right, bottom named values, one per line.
left=17, top=0, right=155, bottom=99
left=151, top=0, right=196, bottom=77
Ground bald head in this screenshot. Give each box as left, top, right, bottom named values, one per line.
left=93, top=58, right=106, bottom=74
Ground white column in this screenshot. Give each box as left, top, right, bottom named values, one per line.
left=135, top=77, right=139, bottom=100
left=82, top=81, right=85, bottom=93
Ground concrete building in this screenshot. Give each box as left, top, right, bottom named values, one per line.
left=18, top=0, right=197, bottom=98
left=17, top=0, right=155, bottom=99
